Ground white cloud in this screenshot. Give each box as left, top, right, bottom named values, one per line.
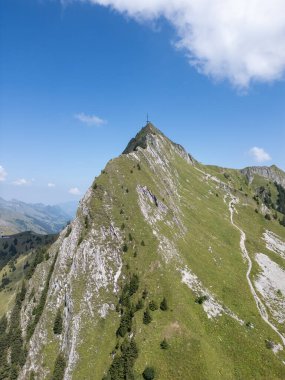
left=75, top=112, right=107, bottom=126
left=0, top=165, right=7, bottom=182
left=12, top=178, right=30, bottom=186
left=69, top=187, right=81, bottom=195
left=79, top=0, right=285, bottom=88
left=249, top=147, right=271, bottom=163
left=48, top=182, right=56, bottom=188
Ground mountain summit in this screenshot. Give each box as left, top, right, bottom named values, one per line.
left=123, top=122, right=159, bottom=154
left=1, top=125, right=285, bottom=380
left=123, top=122, right=195, bottom=165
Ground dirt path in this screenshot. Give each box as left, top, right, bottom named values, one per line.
left=228, top=196, right=285, bottom=346
left=194, top=165, right=285, bottom=346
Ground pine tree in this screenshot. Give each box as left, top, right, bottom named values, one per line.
left=53, top=309, right=63, bottom=335
left=52, top=353, right=66, bottom=380
left=142, top=367, right=155, bottom=380
left=143, top=309, right=152, bottom=325
left=160, top=297, right=168, bottom=311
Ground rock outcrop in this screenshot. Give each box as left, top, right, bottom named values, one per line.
left=241, top=165, right=285, bottom=188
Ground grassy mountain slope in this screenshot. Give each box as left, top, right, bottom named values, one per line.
left=0, top=232, right=57, bottom=316
left=1, top=124, right=285, bottom=380
left=0, top=231, right=57, bottom=271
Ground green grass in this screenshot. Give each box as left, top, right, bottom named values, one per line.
left=69, top=142, right=285, bottom=379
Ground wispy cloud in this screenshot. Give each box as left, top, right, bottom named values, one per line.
left=74, top=112, right=107, bottom=126
left=12, top=178, right=30, bottom=186
left=48, top=182, right=56, bottom=188
left=79, top=0, right=285, bottom=88
left=0, top=165, right=7, bottom=182
left=249, top=147, right=271, bottom=163
left=69, top=187, right=81, bottom=195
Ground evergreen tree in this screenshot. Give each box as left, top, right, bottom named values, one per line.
left=143, top=309, right=152, bottom=325
left=129, top=274, right=139, bottom=296
left=52, top=353, right=66, bottom=380
left=142, top=367, right=155, bottom=380
left=53, top=309, right=63, bottom=335
left=160, top=297, right=168, bottom=311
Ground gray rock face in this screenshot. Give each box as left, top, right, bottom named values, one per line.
left=241, top=165, right=285, bottom=188
left=123, top=122, right=196, bottom=164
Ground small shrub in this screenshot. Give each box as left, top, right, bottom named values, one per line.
left=160, top=297, right=168, bottom=311
left=122, top=244, right=128, bottom=253
left=160, top=338, right=169, bottom=349
left=143, top=367, right=155, bottom=380
left=137, top=163, right=141, bottom=170
left=195, top=295, right=208, bottom=304
left=141, top=240, right=145, bottom=246
left=129, top=233, right=133, bottom=241
left=265, top=339, right=274, bottom=350
left=142, top=289, right=148, bottom=299
left=77, top=235, right=83, bottom=246
left=245, top=321, right=253, bottom=329
left=93, top=182, right=97, bottom=190
left=265, top=213, right=271, bottom=221
left=136, top=299, right=144, bottom=311
left=121, top=223, right=125, bottom=230
left=280, top=216, right=285, bottom=227
left=149, top=300, right=158, bottom=311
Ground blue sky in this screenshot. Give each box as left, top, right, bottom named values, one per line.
left=0, top=0, right=285, bottom=204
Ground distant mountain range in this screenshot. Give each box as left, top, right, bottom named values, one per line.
left=0, top=197, right=78, bottom=235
